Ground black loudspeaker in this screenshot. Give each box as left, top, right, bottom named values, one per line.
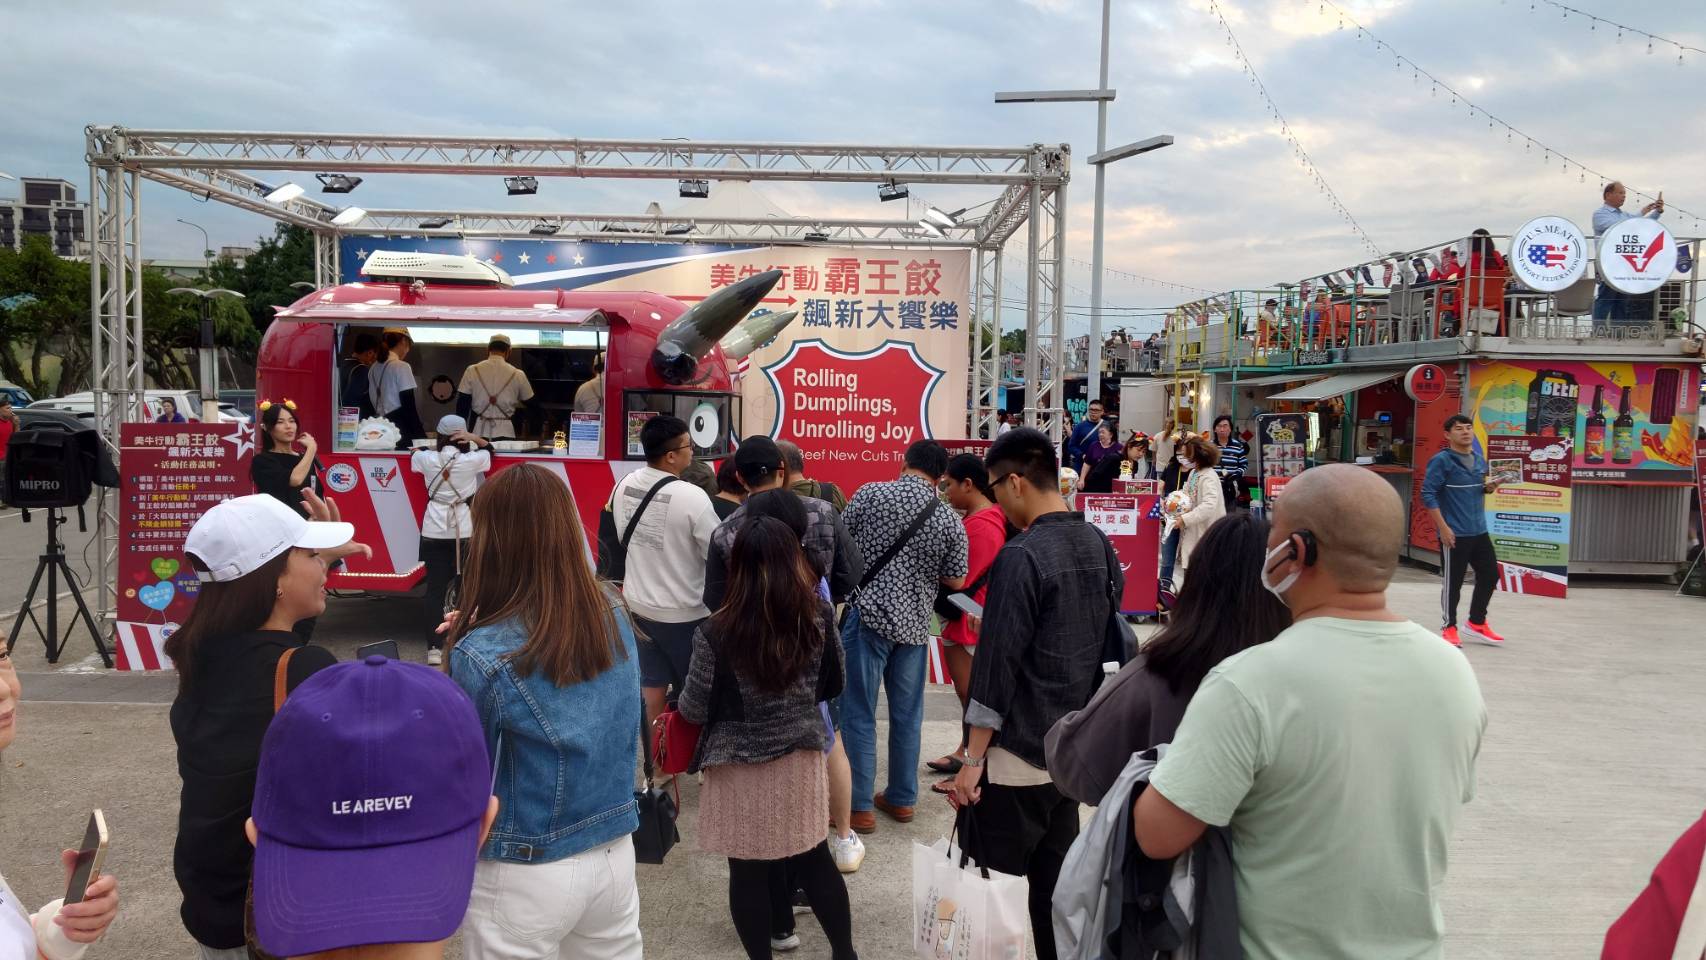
left=2, top=425, right=102, bottom=508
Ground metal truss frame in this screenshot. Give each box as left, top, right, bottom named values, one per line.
left=83, top=125, right=1070, bottom=632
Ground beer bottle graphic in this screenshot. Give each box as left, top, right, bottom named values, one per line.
left=1611, top=385, right=1635, bottom=464
left=1584, top=385, right=1606, bottom=464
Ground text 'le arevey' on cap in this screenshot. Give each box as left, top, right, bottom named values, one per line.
left=250, top=657, right=493, bottom=957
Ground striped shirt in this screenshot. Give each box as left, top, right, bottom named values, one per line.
left=1216, top=436, right=1249, bottom=480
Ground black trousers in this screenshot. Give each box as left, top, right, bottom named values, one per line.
left=1442, top=531, right=1498, bottom=628
left=728, top=841, right=856, bottom=960
left=420, top=537, right=467, bottom=650
left=958, top=777, right=1079, bottom=960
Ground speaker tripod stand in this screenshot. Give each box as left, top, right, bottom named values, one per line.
left=8, top=506, right=111, bottom=667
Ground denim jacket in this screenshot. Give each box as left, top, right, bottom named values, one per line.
left=448, top=597, right=641, bottom=864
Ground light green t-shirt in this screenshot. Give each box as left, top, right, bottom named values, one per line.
left=1149, top=616, right=1486, bottom=960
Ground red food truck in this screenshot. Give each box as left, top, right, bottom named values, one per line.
left=255, top=251, right=789, bottom=591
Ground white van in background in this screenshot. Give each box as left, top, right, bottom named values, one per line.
left=28, top=389, right=249, bottom=424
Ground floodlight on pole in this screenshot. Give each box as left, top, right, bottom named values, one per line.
left=922, top=206, right=964, bottom=229
left=330, top=207, right=367, bottom=227
left=916, top=219, right=947, bottom=239
left=261, top=182, right=305, bottom=203
left=994, top=89, right=1116, bottom=103
left=0, top=171, right=14, bottom=180
left=289, top=281, right=317, bottom=292
left=1088, top=135, right=1173, bottom=166
left=176, top=218, right=212, bottom=269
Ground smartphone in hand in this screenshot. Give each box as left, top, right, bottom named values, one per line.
left=948, top=593, right=984, bottom=619
left=64, top=810, right=108, bottom=905
left=356, top=639, right=400, bottom=661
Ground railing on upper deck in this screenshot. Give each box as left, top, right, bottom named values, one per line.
left=1152, top=231, right=1698, bottom=372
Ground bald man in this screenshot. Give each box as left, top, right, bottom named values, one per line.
left=1133, top=464, right=1486, bottom=960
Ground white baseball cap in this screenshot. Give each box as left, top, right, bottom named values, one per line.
left=488, top=333, right=511, bottom=348
left=186, top=495, right=355, bottom=583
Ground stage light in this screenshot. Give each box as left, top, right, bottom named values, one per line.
left=262, top=182, right=305, bottom=203
left=529, top=221, right=560, bottom=236
left=922, top=206, right=964, bottom=229
left=505, top=176, right=538, bottom=196
left=678, top=179, right=710, bottom=199
left=316, top=173, right=363, bottom=194
left=418, top=217, right=453, bottom=229
left=878, top=181, right=909, bottom=202
left=916, top=219, right=946, bottom=239
left=330, top=207, right=367, bottom=227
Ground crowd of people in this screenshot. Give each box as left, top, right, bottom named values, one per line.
left=6, top=397, right=1703, bottom=959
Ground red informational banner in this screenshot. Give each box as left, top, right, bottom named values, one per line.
left=1697, top=437, right=1706, bottom=549
left=117, top=422, right=256, bottom=670
left=762, top=339, right=947, bottom=491
left=1483, top=435, right=1573, bottom=599
left=1080, top=493, right=1162, bottom=616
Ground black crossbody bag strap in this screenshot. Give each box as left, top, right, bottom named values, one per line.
left=621, top=475, right=680, bottom=553
left=858, top=497, right=940, bottom=591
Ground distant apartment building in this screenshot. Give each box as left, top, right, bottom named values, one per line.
left=0, top=178, right=88, bottom=256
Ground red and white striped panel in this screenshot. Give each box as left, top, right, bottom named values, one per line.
left=927, top=636, right=952, bottom=685
left=114, top=621, right=174, bottom=672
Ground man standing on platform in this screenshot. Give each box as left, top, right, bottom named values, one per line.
left=841, top=440, right=967, bottom=834
left=1421, top=414, right=1507, bottom=647
left=1593, top=181, right=1664, bottom=327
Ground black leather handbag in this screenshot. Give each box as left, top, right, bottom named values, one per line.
left=632, top=705, right=680, bottom=864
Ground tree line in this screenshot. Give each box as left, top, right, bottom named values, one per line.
left=0, top=224, right=314, bottom=398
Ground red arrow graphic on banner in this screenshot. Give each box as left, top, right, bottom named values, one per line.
left=1623, top=231, right=1667, bottom=273
left=674, top=295, right=799, bottom=306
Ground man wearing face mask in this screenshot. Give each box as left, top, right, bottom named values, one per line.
left=1132, top=464, right=1486, bottom=960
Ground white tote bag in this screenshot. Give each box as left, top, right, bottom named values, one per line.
left=912, top=816, right=1030, bottom=960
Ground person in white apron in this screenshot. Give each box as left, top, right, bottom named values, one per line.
left=369, top=327, right=426, bottom=447
left=456, top=334, right=534, bottom=440
left=410, top=414, right=493, bottom=666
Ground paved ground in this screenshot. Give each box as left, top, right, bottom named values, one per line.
left=2, top=565, right=1703, bottom=958
left=0, top=505, right=101, bottom=636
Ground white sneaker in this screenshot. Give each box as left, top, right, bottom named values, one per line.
left=426, top=648, right=443, bottom=667
left=770, top=932, right=801, bottom=952
left=830, top=831, right=866, bottom=874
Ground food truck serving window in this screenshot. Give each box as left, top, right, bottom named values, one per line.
left=623, top=390, right=741, bottom=460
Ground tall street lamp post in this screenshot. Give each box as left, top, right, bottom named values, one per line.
left=996, top=0, right=1173, bottom=406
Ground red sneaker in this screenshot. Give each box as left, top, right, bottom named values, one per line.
left=1465, top=621, right=1506, bottom=646
left=1441, top=626, right=1461, bottom=647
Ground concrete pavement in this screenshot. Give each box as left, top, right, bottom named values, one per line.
left=2, top=566, right=1703, bottom=958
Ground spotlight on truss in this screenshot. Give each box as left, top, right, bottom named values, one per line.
left=878, top=181, right=909, bottom=202
left=916, top=219, right=946, bottom=239
left=418, top=217, right=453, bottom=229
left=678, top=179, right=710, bottom=199
left=316, top=173, right=363, bottom=194
left=529, top=221, right=560, bottom=236
left=922, top=206, right=964, bottom=229
left=329, top=207, right=367, bottom=227
left=505, top=176, right=539, bottom=196
left=261, top=182, right=305, bottom=203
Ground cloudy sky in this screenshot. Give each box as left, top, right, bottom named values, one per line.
left=3, top=0, right=1701, bottom=336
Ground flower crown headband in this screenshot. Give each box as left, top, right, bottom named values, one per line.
left=258, top=398, right=297, bottom=413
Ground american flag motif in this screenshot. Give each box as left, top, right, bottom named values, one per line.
left=1526, top=243, right=1570, bottom=268
left=1147, top=498, right=1165, bottom=520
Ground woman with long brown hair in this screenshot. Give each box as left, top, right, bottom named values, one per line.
left=678, top=516, right=857, bottom=960
left=445, top=463, right=644, bottom=960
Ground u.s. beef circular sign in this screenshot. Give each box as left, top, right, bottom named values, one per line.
left=1405, top=363, right=1448, bottom=404
left=1507, top=216, right=1588, bottom=293
left=1597, top=216, right=1677, bottom=295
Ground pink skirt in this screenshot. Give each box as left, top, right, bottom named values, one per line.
left=697, top=748, right=828, bottom=860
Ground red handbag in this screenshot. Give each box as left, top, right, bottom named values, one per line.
left=651, top=708, right=702, bottom=776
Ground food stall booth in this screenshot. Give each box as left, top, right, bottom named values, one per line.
left=1160, top=225, right=1705, bottom=577
left=256, top=252, right=786, bottom=592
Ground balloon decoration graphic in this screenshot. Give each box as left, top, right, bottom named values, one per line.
left=138, top=554, right=186, bottom=618
left=138, top=581, right=176, bottom=612
left=151, top=558, right=181, bottom=580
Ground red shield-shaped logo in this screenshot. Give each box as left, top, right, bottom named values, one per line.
left=761, top=339, right=945, bottom=491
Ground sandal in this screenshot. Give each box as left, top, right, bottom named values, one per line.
left=931, top=778, right=958, bottom=795
left=926, top=755, right=963, bottom=774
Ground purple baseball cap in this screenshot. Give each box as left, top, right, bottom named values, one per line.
left=251, top=656, right=492, bottom=957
